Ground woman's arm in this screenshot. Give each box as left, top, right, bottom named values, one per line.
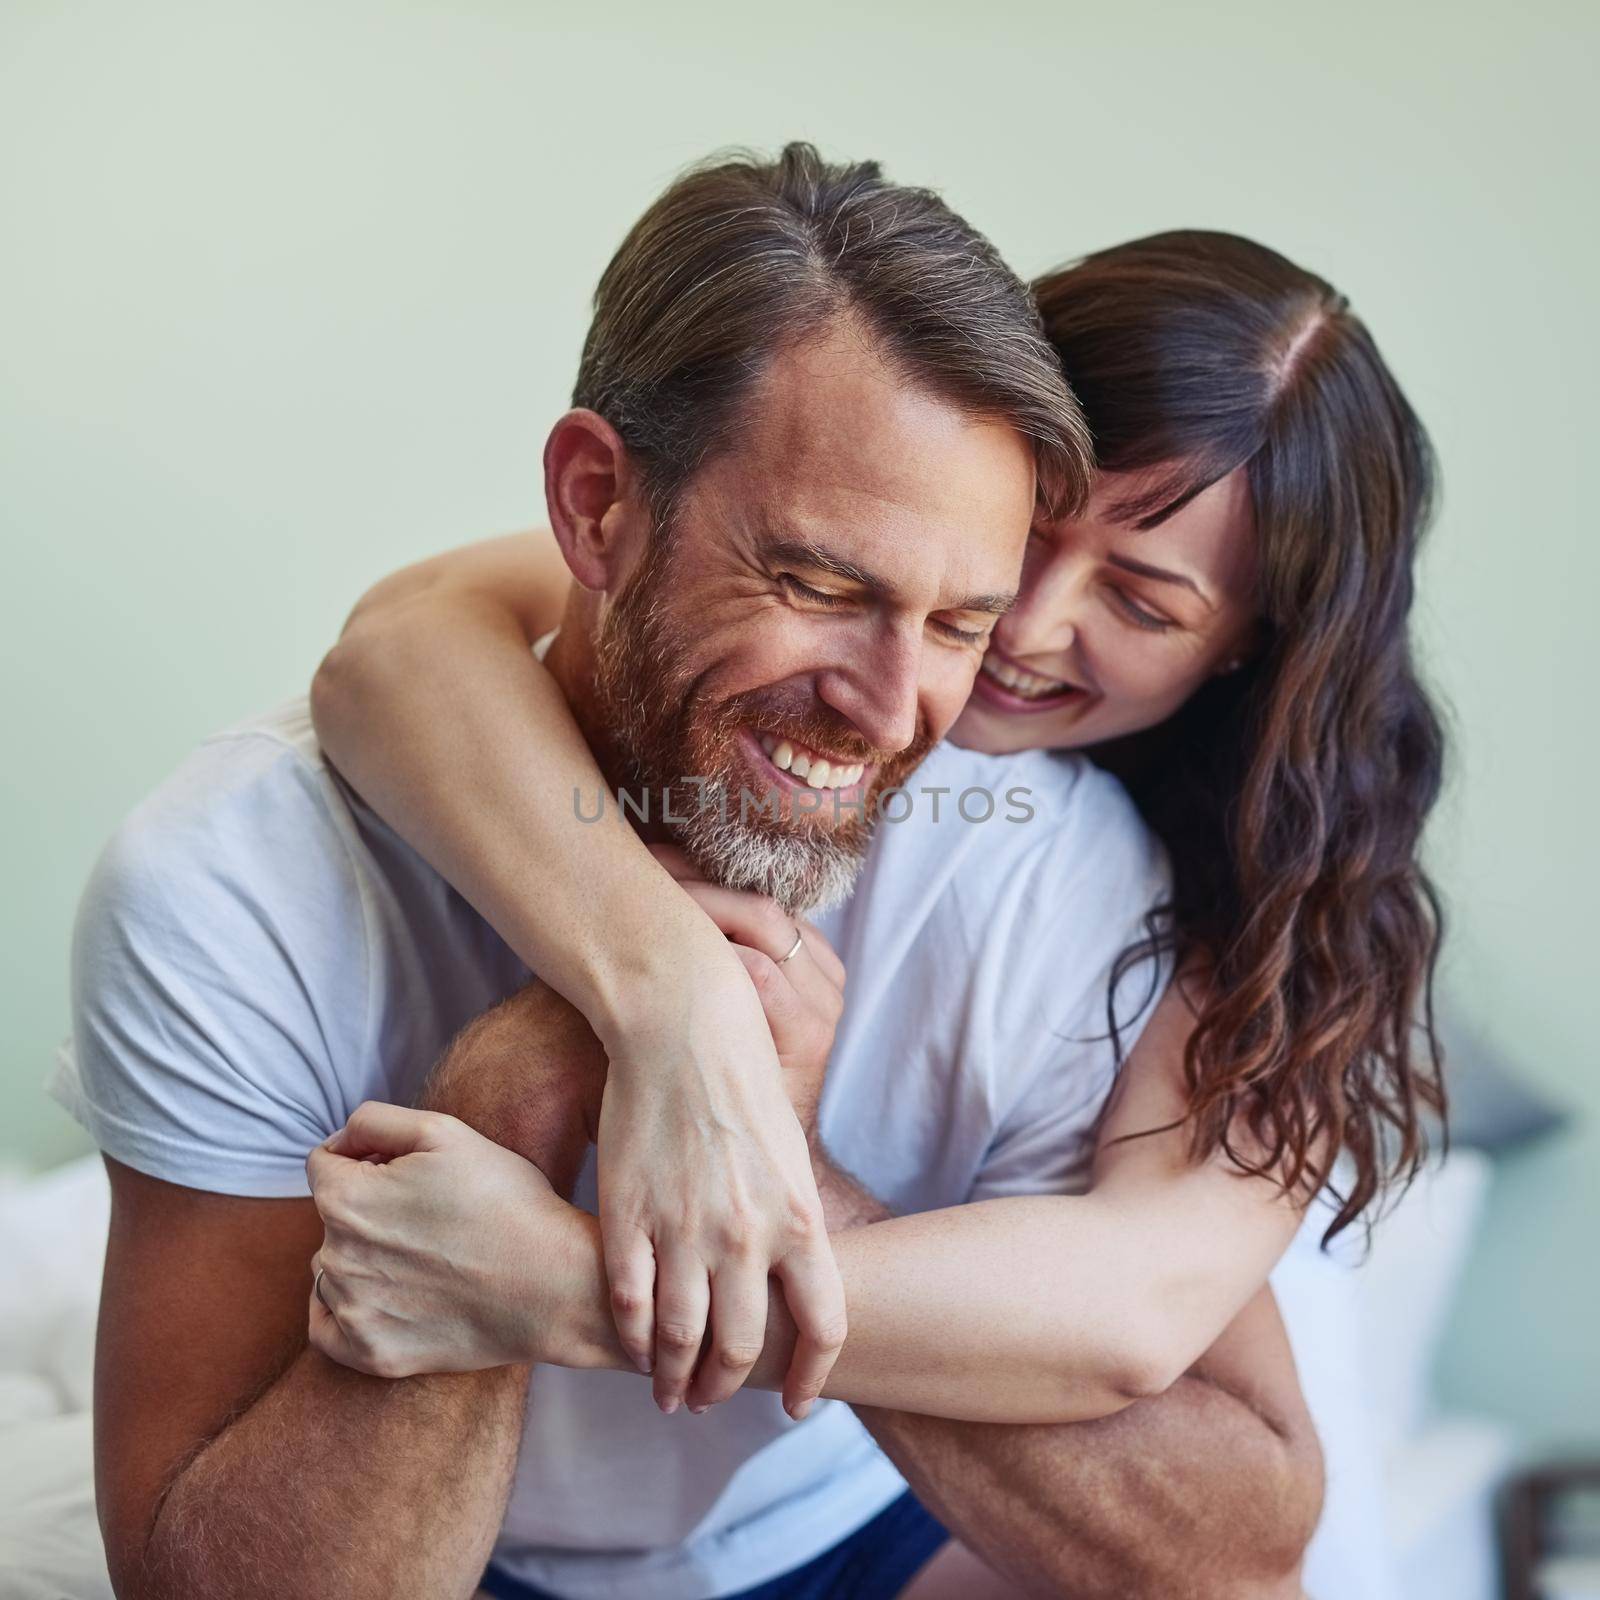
left=739, top=977, right=1310, bottom=1420
left=313, top=532, right=643, bottom=1021
left=310, top=532, right=847, bottom=1418
left=313, top=942, right=1309, bottom=1424
left=656, top=892, right=1307, bottom=1416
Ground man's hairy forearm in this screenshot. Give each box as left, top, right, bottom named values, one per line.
left=514, top=1097, right=1320, bottom=1599
left=139, top=1342, right=529, bottom=1600
left=136, top=993, right=599, bottom=1600
left=858, top=1371, right=1318, bottom=1600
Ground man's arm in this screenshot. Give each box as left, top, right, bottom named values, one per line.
left=860, top=1289, right=1321, bottom=1600
left=97, top=985, right=602, bottom=1600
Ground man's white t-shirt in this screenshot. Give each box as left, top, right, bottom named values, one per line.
left=52, top=696, right=1169, bottom=1600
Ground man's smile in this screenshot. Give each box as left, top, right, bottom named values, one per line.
left=740, top=728, right=872, bottom=797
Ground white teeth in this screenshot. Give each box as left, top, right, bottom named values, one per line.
left=981, top=656, right=1072, bottom=700
left=757, top=732, right=866, bottom=790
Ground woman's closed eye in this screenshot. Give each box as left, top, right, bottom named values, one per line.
left=1107, top=585, right=1178, bottom=633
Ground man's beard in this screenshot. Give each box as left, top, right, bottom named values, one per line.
left=591, top=533, right=936, bottom=914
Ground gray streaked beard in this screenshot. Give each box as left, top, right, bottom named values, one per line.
left=678, top=798, right=866, bottom=915
left=590, top=532, right=872, bottom=915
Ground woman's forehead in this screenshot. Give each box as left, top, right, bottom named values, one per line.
left=1067, top=466, right=1260, bottom=602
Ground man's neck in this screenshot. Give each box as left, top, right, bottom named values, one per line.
left=540, top=602, right=646, bottom=817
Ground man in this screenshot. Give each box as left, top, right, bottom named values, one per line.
left=60, top=145, right=1320, bottom=1599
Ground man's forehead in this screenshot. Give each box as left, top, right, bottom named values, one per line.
left=744, top=329, right=991, bottom=486
left=676, top=321, right=1034, bottom=613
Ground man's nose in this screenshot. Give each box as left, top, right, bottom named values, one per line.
left=815, top=628, right=923, bottom=754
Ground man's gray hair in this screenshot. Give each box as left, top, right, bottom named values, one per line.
left=574, top=141, right=1093, bottom=521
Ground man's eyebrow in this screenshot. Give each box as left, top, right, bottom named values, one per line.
left=761, top=534, right=1017, bottom=615
left=1106, top=552, right=1215, bottom=611
left=762, top=535, right=883, bottom=591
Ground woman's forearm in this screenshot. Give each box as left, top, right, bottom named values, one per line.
left=558, top=1187, right=1257, bottom=1425
left=312, top=587, right=737, bottom=1040
left=795, top=1196, right=1163, bottom=1422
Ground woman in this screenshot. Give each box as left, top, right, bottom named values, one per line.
left=310, top=229, right=1446, bottom=1433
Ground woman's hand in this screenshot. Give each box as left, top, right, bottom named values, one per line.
left=595, top=851, right=848, bottom=1419
left=307, top=1101, right=608, bottom=1379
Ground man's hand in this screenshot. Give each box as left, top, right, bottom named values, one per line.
left=593, top=845, right=848, bottom=1420
left=307, top=1101, right=614, bottom=1379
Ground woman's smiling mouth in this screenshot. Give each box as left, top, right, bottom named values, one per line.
left=970, top=648, right=1087, bottom=715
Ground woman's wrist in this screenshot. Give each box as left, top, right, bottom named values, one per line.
left=581, top=904, right=754, bottom=1058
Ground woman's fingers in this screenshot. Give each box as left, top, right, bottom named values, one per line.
left=774, top=1240, right=849, bottom=1420
left=323, top=1099, right=452, bottom=1160
left=651, top=1247, right=711, bottom=1414
left=676, top=881, right=802, bottom=964
left=687, top=1259, right=771, bottom=1412
left=797, top=920, right=846, bottom=990
left=592, top=859, right=847, bottom=1422
left=601, top=1221, right=658, bottom=1376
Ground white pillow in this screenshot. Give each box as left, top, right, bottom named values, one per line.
left=0, top=1411, right=113, bottom=1600
left=1273, top=1213, right=1404, bottom=1600
left=1349, top=1149, right=1494, bottom=1460
left=0, top=1156, right=109, bottom=1399
left=1270, top=1150, right=1497, bottom=1600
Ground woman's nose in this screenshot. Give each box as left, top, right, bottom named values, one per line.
left=997, top=570, right=1080, bottom=658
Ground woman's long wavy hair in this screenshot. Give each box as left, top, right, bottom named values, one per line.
left=1033, top=232, right=1447, bottom=1243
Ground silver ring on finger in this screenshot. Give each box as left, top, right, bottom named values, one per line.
left=776, top=926, right=805, bottom=966
left=314, top=1266, right=331, bottom=1310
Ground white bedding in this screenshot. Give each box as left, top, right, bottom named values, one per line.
left=0, top=1156, right=112, bottom=1600
left=0, top=1414, right=110, bottom=1600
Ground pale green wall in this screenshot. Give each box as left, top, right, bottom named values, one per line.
left=2, top=1, right=1594, bottom=1445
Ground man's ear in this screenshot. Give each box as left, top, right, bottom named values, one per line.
left=543, top=410, right=641, bottom=592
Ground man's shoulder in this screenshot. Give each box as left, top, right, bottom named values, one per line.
left=183, top=695, right=333, bottom=811
left=62, top=701, right=370, bottom=1184
left=897, top=739, right=1164, bottom=897
left=862, top=739, right=1170, bottom=1022
left=90, top=697, right=353, bottom=920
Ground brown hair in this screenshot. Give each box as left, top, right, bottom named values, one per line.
left=573, top=142, right=1093, bottom=521
left=1036, top=231, right=1447, bottom=1242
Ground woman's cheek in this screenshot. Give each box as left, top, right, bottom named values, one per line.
left=1098, top=648, right=1212, bottom=731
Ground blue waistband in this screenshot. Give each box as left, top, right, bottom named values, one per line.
left=479, top=1489, right=948, bottom=1600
